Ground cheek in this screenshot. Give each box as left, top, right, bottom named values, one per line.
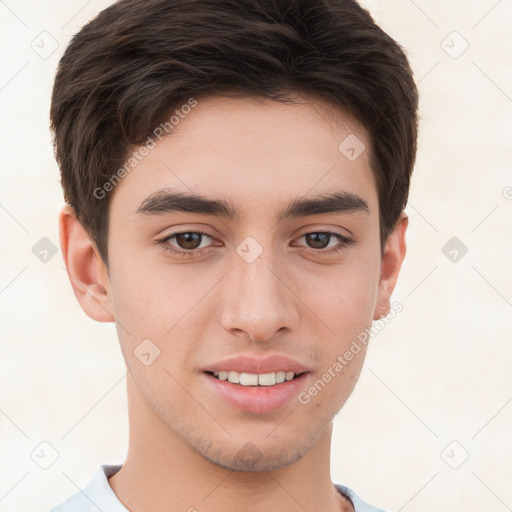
left=293, top=221, right=381, bottom=332
left=109, top=255, right=195, bottom=333
left=298, top=343, right=368, bottom=419
left=109, top=258, right=211, bottom=372
left=302, top=260, right=379, bottom=340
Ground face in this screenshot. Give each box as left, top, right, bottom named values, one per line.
left=89, top=94, right=404, bottom=471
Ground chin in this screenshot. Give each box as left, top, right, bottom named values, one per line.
left=204, top=441, right=306, bottom=472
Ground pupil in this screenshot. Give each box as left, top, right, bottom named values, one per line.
left=177, top=232, right=201, bottom=250
left=306, top=233, right=329, bottom=249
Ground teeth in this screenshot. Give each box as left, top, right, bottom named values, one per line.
left=258, top=373, right=276, bottom=386
left=239, top=372, right=259, bottom=386
left=228, top=370, right=240, bottom=383
left=212, top=370, right=299, bottom=386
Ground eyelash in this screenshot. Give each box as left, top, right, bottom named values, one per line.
left=155, top=230, right=354, bottom=258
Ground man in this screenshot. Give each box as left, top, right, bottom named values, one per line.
left=50, top=0, right=418, bottom=510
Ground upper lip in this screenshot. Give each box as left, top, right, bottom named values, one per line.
left=203, top=354, right=310, bottom=374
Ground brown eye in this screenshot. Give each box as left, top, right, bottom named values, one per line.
left=175, top=232, right=203, bottom=250
left=294, top=231, right=354, bottom=254
left=156, top=231, right=222, bottom=258
left=305, top=232, right=331, bottom=249
left=156, top=230, right=215, bottom=256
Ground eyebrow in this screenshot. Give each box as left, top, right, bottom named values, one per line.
left=135, top=189, right=369, bottom=222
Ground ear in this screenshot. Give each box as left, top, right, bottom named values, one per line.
left=59, top=204, right=114, bottom=322
left=373, top=212, right=408, bottom=320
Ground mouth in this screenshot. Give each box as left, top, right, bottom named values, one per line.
left=202, top=370, right=311, bottom=414
left=205, top=370, right=307, bottom=387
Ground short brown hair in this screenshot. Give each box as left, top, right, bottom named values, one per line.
left=50, top=0, right=419, bottom=268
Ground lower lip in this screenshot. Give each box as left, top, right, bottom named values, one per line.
left=202, top=372, right=310, bottom=414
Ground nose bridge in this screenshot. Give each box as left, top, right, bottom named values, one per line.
left=221, top=240, right=297, bottom=340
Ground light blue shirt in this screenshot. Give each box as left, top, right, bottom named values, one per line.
left=50, top=465, right=389, bottom=512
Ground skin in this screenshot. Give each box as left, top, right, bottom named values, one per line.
left=59, top=93, right=407, bottom=512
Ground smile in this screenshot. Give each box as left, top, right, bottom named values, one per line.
left=209, top=370, right=304, bottom=387
left=203, top=371, right=310, bottom=413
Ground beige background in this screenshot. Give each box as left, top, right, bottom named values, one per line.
left=1, top=0, right=511, bottom=510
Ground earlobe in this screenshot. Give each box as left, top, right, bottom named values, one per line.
left=59, top=204, right=114, bottom=323
left=373, top=212, right=408, bottom=320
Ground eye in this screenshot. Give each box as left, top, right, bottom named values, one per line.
left=156, top=229, right=354, bottom=258
left=156, top=231, right=217, bottom=256
left=294, top=231, right=354, bottom=254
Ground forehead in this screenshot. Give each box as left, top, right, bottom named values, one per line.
left=109, top=94, right=377, bottom=221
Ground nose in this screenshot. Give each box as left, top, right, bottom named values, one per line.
left=220, top=249, right=299, bottom=342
